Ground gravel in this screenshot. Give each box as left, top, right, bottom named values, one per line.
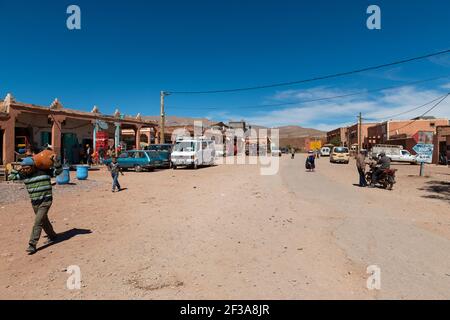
left=0, top=179, right=109, bottom=205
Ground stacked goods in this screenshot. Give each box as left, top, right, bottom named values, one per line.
left=96, top=131, right=109, bottom=152
left=32, top=150, right=56, bottom=170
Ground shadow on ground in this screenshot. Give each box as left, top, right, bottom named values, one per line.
left=419, top=180, right=450, bottom=203
left=38, top=228, right=92, bottom=252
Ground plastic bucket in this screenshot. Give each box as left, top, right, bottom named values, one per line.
left=76, top=165, right=89, bottom=180
left=56, top=167, right=70, bottom=185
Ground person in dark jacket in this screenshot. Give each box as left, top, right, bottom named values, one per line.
left=8, top=156, right=63, bottom=255
left=305, top=150, right=316, bottom=172
left=370, top=152, right=391, bottom=187
left=356, top=150, right=367, bottom=187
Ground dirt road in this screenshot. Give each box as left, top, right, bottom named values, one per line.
left=0, top=155, right=449, bottom=299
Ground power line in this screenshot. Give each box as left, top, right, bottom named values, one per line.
left=387, top=93, right=450, bottom=133
left=167, top=48, right=450, bottom=94
left=167, top=75, right=450, bottom=110
left=365, top=93, right=449, bottom=122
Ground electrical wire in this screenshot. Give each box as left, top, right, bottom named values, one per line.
left=167, top=49, right=450, bottom=94
left=364, top=93, right=449, bottom=122
left=387, top=93, right=450, bottom=133
left=167, top=75, right=450, bottom=110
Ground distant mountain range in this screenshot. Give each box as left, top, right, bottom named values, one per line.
left=142, top=116, right=325, bottom=136
left=274, top=125, right=326, bottom=138
left=142, top=116, right=325, bottom=149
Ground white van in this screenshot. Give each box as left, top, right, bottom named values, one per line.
left=320, top=146, right=331, bottom=157
left=171, top=138, right=216, bottom=169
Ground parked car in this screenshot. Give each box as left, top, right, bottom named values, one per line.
left=171, top=138, right=215, bottom=169
left=320, top=146, right=331, bottom=157
left=146, top=144, right=173, bottom=168
left=280, top=147, right=289, bottom=154
left=103, top=150, right=154, bottom=172
left=330, top=147, right=350, bottom=164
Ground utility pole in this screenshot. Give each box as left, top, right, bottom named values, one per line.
left=160, top=91, right=169, bottom=144
left=358, top=112, right=362, bottom=152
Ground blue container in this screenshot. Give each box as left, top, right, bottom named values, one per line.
left=56, top=167, right=70, bottom=185
left=76, top=165, right=89, bottom=180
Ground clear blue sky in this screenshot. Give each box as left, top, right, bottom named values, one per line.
left=1, top=0, right=450, bottom=129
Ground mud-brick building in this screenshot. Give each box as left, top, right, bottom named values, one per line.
left=326, top=127, right=348, bottom=146
left=367, top=117, right=448, bottom=148
left=433, top=125, right=450, bottom=164
left=0, top=93, right=158, bottom=165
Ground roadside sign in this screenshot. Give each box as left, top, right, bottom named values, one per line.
left=412, top=143, right=434, bottom=164
left=309, top=141, right=322, bottom=151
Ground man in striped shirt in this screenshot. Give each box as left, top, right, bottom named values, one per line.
left=8, top=156, right=63, bottom=255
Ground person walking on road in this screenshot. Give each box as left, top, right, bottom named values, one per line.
left=108, top=156, right=124, bottom=192
left=291, top=147, right=295, bottom=159
left=8, top=156, right=63, bottom=255
left=305, top=150, right=316, bottom=172
left=356, top=149, right=367, bottom=187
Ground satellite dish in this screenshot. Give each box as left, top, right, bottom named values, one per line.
left=96, top=120, right=109, bottom=130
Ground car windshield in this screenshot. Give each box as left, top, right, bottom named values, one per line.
left=174, top=141, right=195, bottom=152
left=148, top=145, right=171, bottom=151
left=334, top=147, right=348, bottom=153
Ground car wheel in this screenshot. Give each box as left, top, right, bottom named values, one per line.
left=134, top=165, right=143, bottom=172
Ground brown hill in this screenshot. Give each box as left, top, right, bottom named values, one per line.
left=275, top=125, right=326, bottom=138
left=142, top=115, right=214, bottom=127
left=142, top=116, right=325, bottom=149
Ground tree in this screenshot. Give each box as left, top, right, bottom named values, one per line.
left=329, top=137, right=341, bottom=146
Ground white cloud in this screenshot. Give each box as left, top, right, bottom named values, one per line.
left=207, top=84, right=450, bottom=130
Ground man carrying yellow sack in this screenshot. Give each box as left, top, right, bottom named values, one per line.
left=8, top=155, right=63, bottom=255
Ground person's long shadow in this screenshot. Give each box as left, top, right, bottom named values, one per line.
left=38, top=228, right=92, bottom=252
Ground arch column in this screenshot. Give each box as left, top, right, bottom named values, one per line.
left=50, top=115, right=66, bottom=159
left=135, top=124, right=143, bottom=149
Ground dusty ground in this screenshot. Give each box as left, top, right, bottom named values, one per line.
left=0, top=155, right=449, bottom=299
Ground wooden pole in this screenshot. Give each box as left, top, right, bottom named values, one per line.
left=160, top=91, right=166, bottom=144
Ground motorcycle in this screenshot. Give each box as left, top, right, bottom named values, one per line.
left=365, top=163, right=397, bottom=190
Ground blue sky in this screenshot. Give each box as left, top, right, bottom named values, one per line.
left=1, top=0, right=449, bottom=130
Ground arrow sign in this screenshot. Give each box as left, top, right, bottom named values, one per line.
left=413, top=143, right=434, bottom=164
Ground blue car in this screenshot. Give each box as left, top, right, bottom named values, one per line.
left=104, top=150, right=154, bottom=172
left=146, top=144, right=173, bottom=168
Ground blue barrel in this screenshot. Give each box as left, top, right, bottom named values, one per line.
left=56, top=167, right=70, bottom=185
left=76, top=165, right=89, bottom=180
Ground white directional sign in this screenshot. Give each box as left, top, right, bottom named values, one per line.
left=413, top=143, right=434, bottom=164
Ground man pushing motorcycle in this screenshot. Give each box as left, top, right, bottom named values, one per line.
left=369, top=152, right=391, bottom=188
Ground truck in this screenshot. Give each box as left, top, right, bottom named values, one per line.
left=371, top=144, right=417, bottom=164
